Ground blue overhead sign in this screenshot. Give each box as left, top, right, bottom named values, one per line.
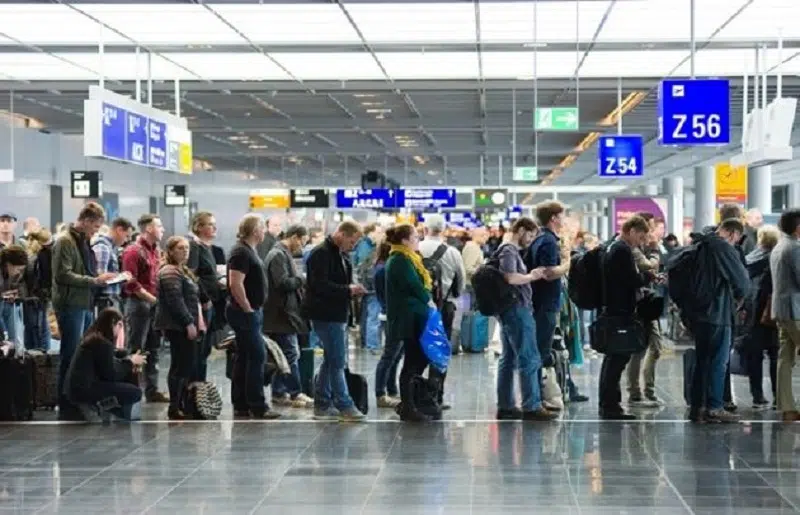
left=398, top=188, right=456, bottom=209
left=598, top=135, right=644, bottom=178
left=125, top=111, right=148, bottom=165
left=336, top=189, right=398, bottom=209
left=101, top=103, right=126, bottom=161
left=658, top=78, right=730, bottom=146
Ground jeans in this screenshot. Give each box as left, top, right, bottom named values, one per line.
left=497, top=305, right=543, bottom=412
left=23, top=301, right=51, bottom=351
left=746, top=325, right=778, bottom=402
left=165, top=329, right=198, bottom=412
left=599, top=354, right=631, bottom=413
left=375, top=335, right=403, bottom=397
left=309, top=330, right=322, bottom=349
left=312, top=320, right=354, bottom=411
left=627, top=320, right=663, bottom=398
left=228, top=306, right=267, bottom=414
left=691, top=322, right=732, bottom=411
left=268, top=333, right=302, bottom=398
left=56, top=307, right=94, bottom=412
left=0, top=302, right=23, bottom=349
left=124, top=298, right=160, bottom=396
left=534, top=309, right=558, bottom=368
left=197, top=306, right=214, bottom=381
left=360, top=294, right=382, bottom=351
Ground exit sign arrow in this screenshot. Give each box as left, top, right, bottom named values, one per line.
left=535, top=107, right=580, bottom=131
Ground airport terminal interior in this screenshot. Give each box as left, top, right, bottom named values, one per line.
left=0, top=0, right=799, bottom=513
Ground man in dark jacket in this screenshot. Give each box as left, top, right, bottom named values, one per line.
left=688, top=218, right=750, bottom=423
left=264, top=224, right=313, bottom=409
left=304, top=221, right=367, bottom=422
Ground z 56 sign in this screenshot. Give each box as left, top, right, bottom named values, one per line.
left=658, top=79, right=730, bottom=146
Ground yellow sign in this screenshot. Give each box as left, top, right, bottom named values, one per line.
left=178, top=143, right=193, bottom=175
left=249, top=190, right=290, bottom=210
left=714, top=163, right=747, bottom=204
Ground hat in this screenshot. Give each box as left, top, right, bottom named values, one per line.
left=0, top=212, right=16, bottom=221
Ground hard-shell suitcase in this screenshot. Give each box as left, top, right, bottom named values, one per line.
left=0, top=347, right=34, bottom=421
left=27, top=350, right=60, bottom=409
left=460, top=311, right=489, bottom=353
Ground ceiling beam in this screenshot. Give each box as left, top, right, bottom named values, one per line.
left=193, top=146, right=571, bottom=158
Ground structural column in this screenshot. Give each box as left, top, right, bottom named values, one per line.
left=747, top=165, right=772, bottom=213
left=694, top=165, right=716, bottom=230
left=598, top=199, right=610, bottom=241
left=663, top=176, right=684, bottom=239
left=588, top=201, right=599, bottom=235
left=642, top=184, right=660, bottom=196
left=788, top=182, right=800, bottom=209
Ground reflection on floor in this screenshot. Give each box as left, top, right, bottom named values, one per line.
left=1, top=348, right=799, bottom=514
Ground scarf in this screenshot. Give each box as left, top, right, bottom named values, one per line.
left=390, top=244, right=432, bottom=291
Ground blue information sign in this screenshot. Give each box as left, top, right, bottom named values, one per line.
left=598, top=135, right=644, bottom=178
left=658, top=78, right=730, bottom=146
left=125, top=111, right=148, bottom=165
left=148, top=119, right=167, bottom=168
left=398, top=188, right=455, bottom=209
left=101, top=103, right=126, bottom=161
left=336, top=189, right=398, bottom=209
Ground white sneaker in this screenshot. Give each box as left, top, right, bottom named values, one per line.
left=291, top=393, right=314, bottom=408
left=272, top=393, right=293, bottom=407
left=377, top=395, right=401, bottom=408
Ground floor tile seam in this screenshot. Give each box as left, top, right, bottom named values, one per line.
left=722, top=439, right=800, bottom=513
left=246, top=424, right=328, bottom=515
left=30, top=430, right=165, bottom=515
left=562, top=427, right=583, bottom=515
left=1, top=418, right=795, bottom=425
left=0, top=435, right=86, bottom=481
left=358, top=425, right=402, bottom=515
left=628, top=422, right=696, bottom=515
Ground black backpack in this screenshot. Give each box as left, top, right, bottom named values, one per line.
left=422, top=244, right=448, bottom=308
left=567, top=245, right=607, bottom=310
left=666, top=241, right=713, bottom=314
left=471, top=245, right=519, bottom=316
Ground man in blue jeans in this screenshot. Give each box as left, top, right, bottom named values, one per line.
left=227, top=214, right=279, bottom=419
left=51, top=202, right=119, bottom=420
left=687, top=218, right=750, bottom=423
left=496, top=217, right=559, bottom=421
left=305, top=221, right=367, bottom=422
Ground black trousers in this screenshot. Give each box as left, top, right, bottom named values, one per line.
left=165, top=329, right=198, bottom=412
left=599, top=353, right=631, bottom=413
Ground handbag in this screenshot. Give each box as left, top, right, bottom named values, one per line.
left=589, top=314, right=647, bottom=355
left=636, top=291, right=666, bottom=322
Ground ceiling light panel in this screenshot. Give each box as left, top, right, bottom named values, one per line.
left=271, top=53, right=384, bottom=81
left=212, top=5, right=362, bottom=44
left=598, top=0, right=747, bottom=42
left=670, top=49, right=759, bottom=77
left=376, top=52, right=479, bottom=80
left=580, top=50, right=685, bottom=77
left=346, top=4, right=476, bottom=44
left=713, top=0, right=800, bottom=39
left=482, top=52, right=581, bottom=79
left=478, top=1, right=612, bottom=43
left=0, top=5, right=129, bottom=45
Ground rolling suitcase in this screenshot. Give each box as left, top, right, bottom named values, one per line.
left=460, top=311, right=489, bottom=353
left=27, top=350, right=60, bottom=409
left=0, top=347, right=34, bottom=421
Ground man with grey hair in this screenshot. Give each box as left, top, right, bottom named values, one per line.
left=419, top=213, right=466, bottom=408
left=256, top=215, right=283, bottom=260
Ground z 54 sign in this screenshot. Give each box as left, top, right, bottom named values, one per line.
left=597, top=135, right=644, bottom=178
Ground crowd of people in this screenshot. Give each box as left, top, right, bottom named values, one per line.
left=0, top=199, right=797, bottom=425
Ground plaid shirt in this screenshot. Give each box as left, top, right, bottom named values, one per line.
left=92, top=235, right=121, bottom=296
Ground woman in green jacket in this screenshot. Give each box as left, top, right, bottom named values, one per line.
left=384, top=224, right=435, bottom=421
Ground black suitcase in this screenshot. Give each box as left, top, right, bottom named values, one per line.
left=0, top=349, right=35, bottom=421
left=345, top=368, right=369, bottom=415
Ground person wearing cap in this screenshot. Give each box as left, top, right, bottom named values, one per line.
left=0, top=212, right=17, bottom=250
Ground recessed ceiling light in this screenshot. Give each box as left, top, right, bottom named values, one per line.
left=427, top=170, right=438, bottom=176
left=353, top=93, right=378, bottom=98
left=366, top=108, right=392, bottom=114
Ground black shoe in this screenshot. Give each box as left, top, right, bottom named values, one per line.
left=599, top=410, right=637, bottom=421
left=688, top=407, right=704, bottom=423
left=569, top=393, right=590, bottom=403
left=523, top=408, right=560, bottom=421
left=233, top=409, right=251, bottom=418
left=398, top=405, right=432, bottom=422
left=496, top=408, right=523, bottom=420
left=724, top=402, right=738, bottom=412
left=252, top=408, right=282, bottom=420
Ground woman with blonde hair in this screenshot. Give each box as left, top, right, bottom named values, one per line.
left=23, top=228, right=54, bottom=350
left=155, top=236, right=207, bottom=420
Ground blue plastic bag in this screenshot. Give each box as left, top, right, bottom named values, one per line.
left=420, top=307, right=451, bottom=373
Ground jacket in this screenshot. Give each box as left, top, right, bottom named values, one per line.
left=602, top=239, right=650, bottom=316
left=303, top=236, right=353, bottom=323
left=187, top=235, right=220, bottom=304
left=744, top=247, right=773, bottom=326
left=263, top=242, right=309, bottom=334
left=63, top=334, right=129, bottom=403
left=385, top=252, right=431, bottom=343
left=51, top=225, right=97, bottom=310
left=690, top=231, right=750, bottom=325
left=154, top=264, right=202, bottom=333
left=769, top=235, right=800, bottom=321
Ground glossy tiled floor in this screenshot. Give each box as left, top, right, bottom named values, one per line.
left=2, top=345, right=799, bottom=514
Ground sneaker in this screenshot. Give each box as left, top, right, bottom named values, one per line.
left=313, top=407, right=341, bottom=421
left=253, top=410, right=282, bottom=420
left=338, top=407, right=367, bottom=422
left=688, top=408, right=705, bottom=423
left=168, top=408, right=188, bottom=420
left=291, top=393, right=314, bottom=409
left=496, top=408, right=523, bottom=420
left=569, top=393, right=590, bottom=403
left=377, top=395, right=401, bottom=408
left=723, top=402, right=738, bottom=413
left=272, top=393, right=293, bottom=407
left=705, top=409, right=740, bottom=424
left=644, top=395, right=664, bottom=406
left=628, top=394, right=644, bottom=406
left=522, top=408, right=560, bottom=421
left=542, top=400, right=563, bottom=412
left=753, top=399, right=770, bottom=411
left=146, top=391, right=170, bottom=403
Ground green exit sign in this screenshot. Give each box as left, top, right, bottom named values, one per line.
left=535, top=107, right=580, bottom=131
left=513, top=166, right=538, bottom=181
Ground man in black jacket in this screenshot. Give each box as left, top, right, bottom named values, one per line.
left=264, top=224, right=313, bottom=409
left=688, top=218, right=750, bottom=423
left=304, top=221, right=367, bottom=422
left=599, top=215, right=654, bottom=420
